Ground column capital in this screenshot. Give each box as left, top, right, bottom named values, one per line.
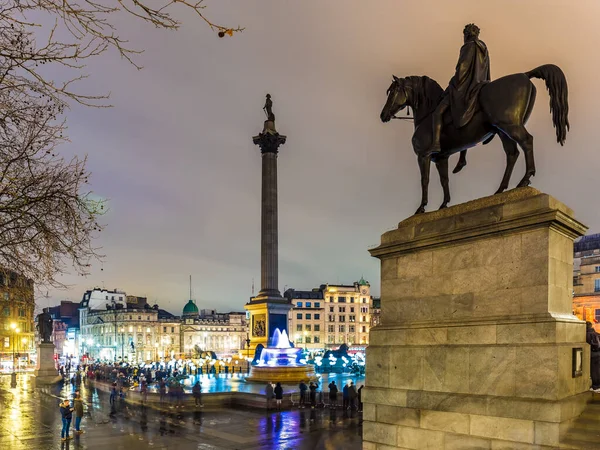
left=253, top=130, right=287, bottom=154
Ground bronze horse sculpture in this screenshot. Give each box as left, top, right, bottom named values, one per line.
left=380, top=64, right=569, bottom=214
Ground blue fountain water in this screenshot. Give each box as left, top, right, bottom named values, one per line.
left=255, top=329, right=304, bottom=367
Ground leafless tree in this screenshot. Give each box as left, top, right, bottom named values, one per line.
left=0, top=1, right=241, bottom=288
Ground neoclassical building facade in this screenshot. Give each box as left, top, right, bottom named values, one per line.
left=180, top=300, right=248, bottom=358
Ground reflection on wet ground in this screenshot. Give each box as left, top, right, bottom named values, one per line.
left=0, top=374, right=362, bottom=449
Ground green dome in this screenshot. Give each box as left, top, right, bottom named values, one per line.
left=182, top=299, right=199, bottom=316
left=358, top=276, right=370, bottom=286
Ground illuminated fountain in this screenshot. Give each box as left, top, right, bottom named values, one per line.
left=245, top=328, right=316, bottom=384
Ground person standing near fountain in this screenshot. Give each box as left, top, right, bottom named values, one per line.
left=265, top=381, right=274, bottom=410
left=299, top=381, right=308, bottom=409
left=274, top=382, right=283, bottom=411
left=328, top=381, right=338, bottom=409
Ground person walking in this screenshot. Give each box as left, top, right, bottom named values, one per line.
left=349, top=382, right=358, bottom=411
left=274, top=382, right=284, bottom=411
left=298, top=381, right=308, bottom=409
left=140, top=378, right=148, bottom=404
left=309, top=382, right=317, bottom=409
left=159, top=379, right=167, bottom=404
left=586, top=321, right=600, bottom=391
left=328, top=381, right=338, bottom=409
left=73, top=392, right=84, bottom=434
left=342, top=382, right=350, bottom=410
left=358, top=385, right=364, bottom=412
left=109, top=383, right=117, bottom=405
left=265, top=381, right=274, bottom=410
left=192, top=381, right=203, bottom=407
left=59, top=399, right=74, bottom=441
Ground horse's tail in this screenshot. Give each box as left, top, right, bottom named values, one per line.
left=526, top=64, right=569, bottom=145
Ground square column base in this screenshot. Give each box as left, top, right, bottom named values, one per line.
left=33, top=342, right=61, bottom=385
left=364, top=188, right=590, bottom=448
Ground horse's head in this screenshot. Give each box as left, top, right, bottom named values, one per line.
left=380, top=75, right=408, bottom=123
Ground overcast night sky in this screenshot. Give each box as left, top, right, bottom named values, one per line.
left=44, top=0, right=600, bottom=314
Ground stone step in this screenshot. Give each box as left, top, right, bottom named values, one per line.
left=562, top=428, right=600, bottom=445
left=561, top=437, right=600, bottom=450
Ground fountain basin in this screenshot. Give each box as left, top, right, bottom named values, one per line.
left=245, top=364, right=317, bottom=384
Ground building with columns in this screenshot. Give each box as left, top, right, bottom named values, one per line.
left=285, top=278, right=373, bottom=350
left=180, top=300, right=248, bottom=358
left=79, top=289, right=180, bottom=362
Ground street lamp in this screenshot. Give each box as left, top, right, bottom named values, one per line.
left=21, top=337, right=26, bottom=371
left=9, top=323, right=18, bottom=388
left=245, top=334, right=251, bottom=374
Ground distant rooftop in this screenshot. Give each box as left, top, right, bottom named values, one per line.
left=574, top=233, right=600, bottom=253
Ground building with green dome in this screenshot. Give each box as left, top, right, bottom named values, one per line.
left=182, top=299, right=199, bottom=317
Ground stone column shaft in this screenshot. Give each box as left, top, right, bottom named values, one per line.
left=261, top=152, right=279, bottom=295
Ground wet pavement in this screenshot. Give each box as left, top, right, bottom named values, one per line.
left=0, top=374, right=363, bottom=449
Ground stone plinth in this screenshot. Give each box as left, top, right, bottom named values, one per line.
left=364, top=188, right=590, bottom=449
left=33, top=342, right=61, bottom=385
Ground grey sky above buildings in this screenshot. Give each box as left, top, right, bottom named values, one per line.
left=45, top=0, right=600, bottom=313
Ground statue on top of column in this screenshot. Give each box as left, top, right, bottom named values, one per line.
left=263, top=93, right=275, bottom=122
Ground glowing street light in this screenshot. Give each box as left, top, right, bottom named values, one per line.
left=9, top=323, right=18, bottom=388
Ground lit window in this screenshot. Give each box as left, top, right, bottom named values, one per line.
left=146, top=327, right=151, bottom=333
left=128, top=326, right=133, bottom=332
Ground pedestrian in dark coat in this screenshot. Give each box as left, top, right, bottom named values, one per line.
left=274, top=382, right=284, bottom=410
left=349, top=382, right=358, bottom=410
left=309, top=382, right=317, bottom=409
left=358, top=385, right=364, bottom=412
left=298, top=381, right=308, bottom=409
left=328, top=381, right=338, bottom=409
left=59, top=399, right=73, bottom=441
left=587, top=322, right=600, bottom=390
left=342, top=382, right=350, bottom=410
left=265, top=382, right=274, bottom=410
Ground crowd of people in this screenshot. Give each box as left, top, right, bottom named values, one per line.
left=265, top=380, right=363, bottom=411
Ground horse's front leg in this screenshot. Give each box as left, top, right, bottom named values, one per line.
left=415, top=154, right=431, bottom=214
left=435, top=156, right=450, bottom=209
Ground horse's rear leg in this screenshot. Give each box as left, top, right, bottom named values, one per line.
left=435, top=157, right=450, bottom=209
left=501, top=125, right=535, bottom=188
left=495, top=133, right=520, bottom=194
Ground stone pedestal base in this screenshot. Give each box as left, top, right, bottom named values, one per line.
left=245, top=296, right=293, bottom=357
left=364, top=188, right=590, bottom=449
left=33, top=342, right=61, bottom=385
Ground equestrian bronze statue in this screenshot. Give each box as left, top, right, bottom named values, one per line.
left=380, top=24, right=569, bottom=214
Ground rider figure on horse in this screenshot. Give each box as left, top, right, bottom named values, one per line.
left=429, top=24, right=491, bottom=168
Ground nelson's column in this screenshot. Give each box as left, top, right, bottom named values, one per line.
left=245, top=94, right=293, bottom=356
